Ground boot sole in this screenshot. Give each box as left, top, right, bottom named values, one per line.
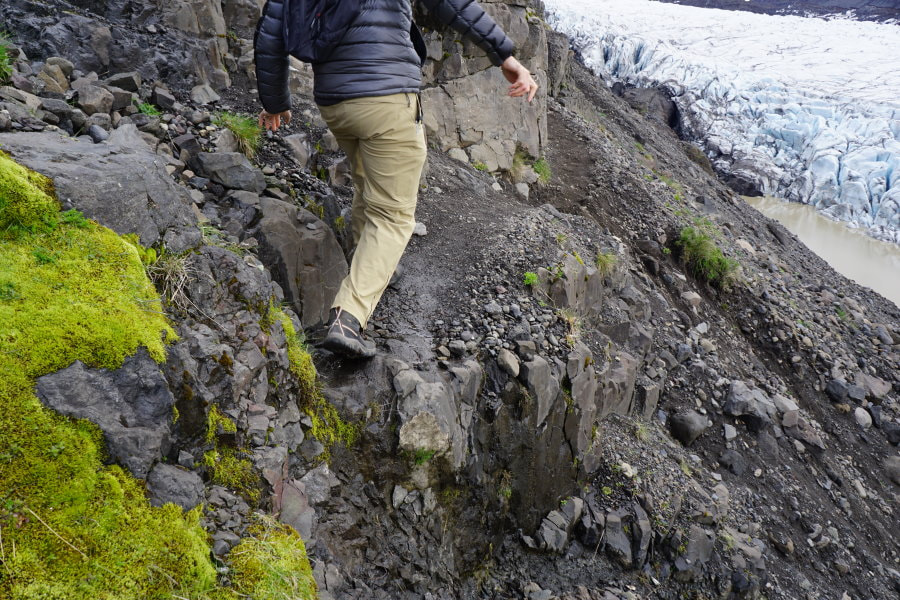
left=322, top=334, right=377, bottom=359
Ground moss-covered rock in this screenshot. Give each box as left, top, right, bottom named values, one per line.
left=228, top=514, right=317, bottom=600
left=0, top=155, right=316, bottom=599
left=0, top=149, right=58, bottom=238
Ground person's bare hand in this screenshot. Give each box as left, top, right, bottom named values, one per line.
left=259, top=110, right=292, bottom=132
left=500, top=56, right=538, bottom=102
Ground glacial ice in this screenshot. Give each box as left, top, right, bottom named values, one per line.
left=544, top=0, right=900, bottom=243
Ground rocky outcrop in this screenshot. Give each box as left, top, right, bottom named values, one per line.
left=0, top=126, right=197, bottom=249
left=419, top=0, right=549, bottom=173
left=252, top=197, right=349, bottom=328
left=36, top=349, right=175, bottom=479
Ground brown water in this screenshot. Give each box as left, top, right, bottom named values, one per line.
left=744, top=196, right=900, bottom=308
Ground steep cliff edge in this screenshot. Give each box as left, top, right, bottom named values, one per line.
left=0, top=2, right=898, bottom=600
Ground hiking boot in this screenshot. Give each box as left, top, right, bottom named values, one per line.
left=322, top=308, right=376, bottom=359
left=388, top=263, right=405, bottom=289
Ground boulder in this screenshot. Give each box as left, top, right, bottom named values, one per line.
left=253, top=198, right=348, bottom=328
left=0, top=127, right=196, bottom=248
left=194, top=151, right=266, bottom=192
left=670, top=410, right=710, bottom=446
left=724, top=380, right=777, bottom=432
left=147, top=464, right=204, bottom=510
left=77, top=84, right=114, bottom=115
left=0, top=126, right=196, bottom=252
left=35, top=349, right=175, bottom=479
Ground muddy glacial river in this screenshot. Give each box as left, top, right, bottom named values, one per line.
left=744, top=196, right=900, bottom=308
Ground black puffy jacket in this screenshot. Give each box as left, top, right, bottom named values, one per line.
left=255, top=0, right=515, bottom=110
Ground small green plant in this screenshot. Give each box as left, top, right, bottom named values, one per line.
left=675, top=226, right=739, bottom=289
left=0, top=33, right=12, bottom=84
left=595, top=251, right=617, bottom=276
left=0, top=280, right=19, bottom=301
left=662, top=247, right=672, bottom=255
left=835, top=306, right=848, bottom=321
left=32, top=246, right=56, bottom=265
left=413, top=449, right=436, bottom=465
left=136, top=101, right=161, bottom=117
left=532, top=158, right=551, bottom=184
left=634, top=422, right=650, bottom=442
left=472, top=161, right=489, bottom=172
left=601, top=486, right=613, bottom=496
left=333, top=215, right=346, bottom=232
left=59, top=209, right=90, bottom=228
left=213, top=111, right=263, bottom=158
left=523, top=271, right=538, bottom=286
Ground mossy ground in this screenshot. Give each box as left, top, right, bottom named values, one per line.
left=676, top=226, right=739, bottom=289
left=228, top=514, right=316, bottom=600
left=0, top=155, right=316, bottom=599
left=266, top=306, right=359, bottom=457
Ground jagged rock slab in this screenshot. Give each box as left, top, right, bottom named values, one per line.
left=0, top=126, right=196, bottom=249
left=35, top=348, right=174, bottom=479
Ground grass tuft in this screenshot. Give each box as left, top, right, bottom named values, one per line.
left=213, top=111, right=263, bottom=158
left=0, top=33, right=12, bottom=84
left=675, top=226, right=739, bottom=289
left=595, top=251, right=617, bottom=276
left=532, top=158, right=551, bottom=184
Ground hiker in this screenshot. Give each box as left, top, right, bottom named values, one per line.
left=255, top=0, right=538, bottom=358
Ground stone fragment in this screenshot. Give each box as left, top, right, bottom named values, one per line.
left=681, top=291, right=702, bottom=307
left=724, top=380, right=776, bottom=432
left=147, top=463, right=204, bottom=510
left=284, top=133, right=311, bottom=167
left=152, top=86, right=177, bottom=110
left=35, top=349, right=174, bottom=479
left=191, top=83, right=221, bottom=105
left=77, top=85, right=114, bottom=115
left=253, top=198, right=348, bottom=327
left=497, top=348, right=520, bottom=377
left=885, top=456, right=900, bottom=485
left=669, top=410, right=709, bottom=446
left=194, top=151, right=266, bottom=192
left=718, top=449, right=747, bottom=475
left=105, top=71, right=142, bottom=92
left=854, top=407, right=873, bottom=429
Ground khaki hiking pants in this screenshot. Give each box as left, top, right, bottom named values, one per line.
left=317, top=93, right=427, bottom=327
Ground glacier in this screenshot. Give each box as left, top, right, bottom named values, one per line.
left=543, top=0, right=900, bottom=244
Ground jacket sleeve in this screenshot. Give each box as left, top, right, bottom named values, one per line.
left=418, top=0, right=515, bottom=66
left=254, top=0, right=292, bottom=113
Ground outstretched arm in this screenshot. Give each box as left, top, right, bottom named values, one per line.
left=419, top=0, right=538, bottom=101
left=255, top=0, right=292, bottom=129
left=419, top=0, right=514, bottom=66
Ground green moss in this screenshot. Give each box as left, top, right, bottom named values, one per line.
left=595, top=251, right=617, bottom=276
left=266, top=305, right=359, bottom=459
left=0, top=156, right=239, bottom=598
left=206, top=404, right=237, bottom=444
left=228, top=515, right=317, bottom=600
left=0, top=34, right=12, bottom=84
left=522, top=271, right=538, bottom=286
left=472, top=161, right=488, bottom=172
left=532, top=158, right=551, bottom=184
left=0, top=150, right=58, bottom=238
left=204, top=450, right=260, bottom=504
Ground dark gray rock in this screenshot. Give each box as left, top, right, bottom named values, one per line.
left=521, top=355, right=561, bottom=428
left=152, top=86, right=177, bottom=111
left=670, top=410, right=710, bottom=446
left=253, top=198, right=348, bottom=328
left=724, top=380, right=776, bottom=432
left=105, top=71, right=142, bottom=93
left=194, top=152, right=266, bottom=193
left=883, top=421, right=900, bottom=445
left=0, top=127, right=195, bottom=247
left=39, top=97, right=73, bottom=119
left=825, top=378, right=849, bottom=402
left=886, top=456, right=900, bottom=485
left=604, top=509, right=633, bottom=568
left=147, top=463, right=204, bottom=510
left=35, top=348, right=174, bottom=479
left=675, top=525, right=715, bottom=581
left=718, top=449, right=747, bottom=475
left=87, top=123, right=109, bottom=143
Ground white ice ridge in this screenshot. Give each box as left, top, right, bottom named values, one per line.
left=544, top=0, right=900, bottom=243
